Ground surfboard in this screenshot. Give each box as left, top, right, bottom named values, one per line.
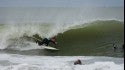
left=42, top=46, right=59, bottom=50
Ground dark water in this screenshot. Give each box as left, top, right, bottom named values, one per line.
left=0, top=20, right=124, bottom=57
left=53, top=20, right=124, bottom=57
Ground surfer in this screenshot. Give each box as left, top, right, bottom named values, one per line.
left=38, top=36, right=57, bottom=46
left=113, top=44, right=117, bottom=52
left=74, top=59, right=82, bottom=65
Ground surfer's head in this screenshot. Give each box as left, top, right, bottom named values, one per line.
left=74, top=59, right=82, bottom=65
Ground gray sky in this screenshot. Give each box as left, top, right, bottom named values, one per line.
left=0, top=0, right=124, bottom=7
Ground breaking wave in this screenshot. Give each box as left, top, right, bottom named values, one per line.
left=0, top=20, right=124, bottom=52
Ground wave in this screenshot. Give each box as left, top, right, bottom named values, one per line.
left=0, top=20, right=124, bottom=56
left=0, top=54, right=124, bottom=70
left=1, top=61, right=124, bottom=70
left=56, top=20, right=124, bottom=56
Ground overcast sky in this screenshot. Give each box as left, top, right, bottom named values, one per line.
left=0, top=0, right=124, bottom=7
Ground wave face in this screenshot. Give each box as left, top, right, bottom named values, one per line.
left=56, top=20, right=124, bottom=57
left=0, top=7, right=124, bottom=57
left=0, top=20, right=124, bottom=57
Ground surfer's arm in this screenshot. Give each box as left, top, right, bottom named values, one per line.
left=51, top=40, right=57, bottom=45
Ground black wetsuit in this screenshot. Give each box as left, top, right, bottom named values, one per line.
left=38, top=38, right=55, bottom=46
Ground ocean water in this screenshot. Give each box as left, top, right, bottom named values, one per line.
left=0, top=53, right=124, bottom=70
left=0, top=7, right=124, bottom=70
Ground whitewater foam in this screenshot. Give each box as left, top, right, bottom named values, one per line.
left=0, top=53, right=124, bottom=70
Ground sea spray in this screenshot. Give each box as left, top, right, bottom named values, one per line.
left=0, top=22, right=85, bottom=50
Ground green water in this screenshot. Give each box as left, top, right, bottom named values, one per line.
left=49, top=20, right=124, bottom=57
left=0, top=20, right=124, bottom=57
